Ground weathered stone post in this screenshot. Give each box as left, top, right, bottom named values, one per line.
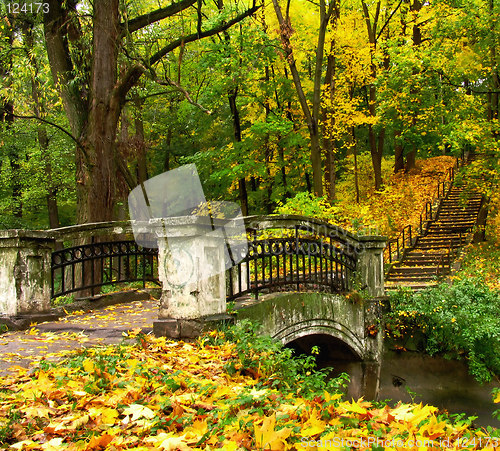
left=356, top=235, right=387, bottom=399
left=152, top=217, right=232, bottom=338
left=0, top=230, right=55, bottom=316
left=356, top=236, right=386, bottom=297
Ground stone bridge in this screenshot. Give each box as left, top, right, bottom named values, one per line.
left=0, top=215, right=386, bottom=363
left=236, top=291, right=383, bottom=362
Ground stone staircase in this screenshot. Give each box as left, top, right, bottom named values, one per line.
left=385, top=186, right=484, bottom=291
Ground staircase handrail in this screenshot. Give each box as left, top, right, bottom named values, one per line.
left=384, top=155, right=464, bottom=265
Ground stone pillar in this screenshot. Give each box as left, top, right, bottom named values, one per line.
left=0, top=230, right=55, bottom=316
left=356, top=236, right=386, bottom=297
left=152, top=217, right=230, bottom=338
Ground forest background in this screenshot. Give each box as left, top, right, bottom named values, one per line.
left=0, top=0, right=499, bottom=240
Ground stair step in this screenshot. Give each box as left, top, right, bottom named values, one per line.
left=386, top=275, right=445, bottom=282
left=390, top=267, right=443, bottom=275
left=386, top=185, right=482, bottom=291
left=414, top=244, right=461, bottom=249
left=402, top=257, right=450, bottom=264
left=417, top=237, right=465, bottom=243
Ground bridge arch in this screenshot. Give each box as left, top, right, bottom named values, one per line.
left=272, top=318, right=364, bottom=360
left=236, top=291, right=383, bottom=362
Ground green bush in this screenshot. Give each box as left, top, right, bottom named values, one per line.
left=387, top=278, right=500, bottom=383
left=203, top=320, right=349, bottom=399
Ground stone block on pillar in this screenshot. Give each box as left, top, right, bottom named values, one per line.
left=356, top=236, right=387, bottom=298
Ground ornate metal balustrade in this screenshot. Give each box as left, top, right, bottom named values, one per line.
left=227, top=217, right=358, bottom=300
left=51, top=240, right=159, bottom=298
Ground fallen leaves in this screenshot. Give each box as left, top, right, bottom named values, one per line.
left=0, top=332, right=495, bottom=450
left=0, top=300, right=158, bottom=376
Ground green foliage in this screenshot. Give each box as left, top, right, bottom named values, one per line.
left=387, top=278, right=500, bottom=382
left=493, top=388, right=500, bottom=421
left=205, top=320, right=350, bottom=399
left=0, top=407, right=21, bottom=444
left=51, top=294, right=75, bottom=308
left=454, top=242, right=500, bottom=291
left=275, top=192, right=334, bottom=220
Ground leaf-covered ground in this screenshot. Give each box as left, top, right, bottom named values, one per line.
left=0, top=299, right=157, bottom=376
left=1, top=331, right=498, bottom=450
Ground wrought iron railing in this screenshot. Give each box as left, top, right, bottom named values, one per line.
left=51, top=240, right=159, bottom=298
left=227, top=219, right=358, bottom=300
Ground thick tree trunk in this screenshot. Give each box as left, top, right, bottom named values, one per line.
left=78, top=0, right=120, bottom=223
left=44, top=0, right=259, bottom=226
left=405, top=148, right=416, bottom=172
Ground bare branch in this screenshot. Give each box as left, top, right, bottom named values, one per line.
left=12, top=113, right=79, bottom=145
left=155, top=76, right=212, bottom=114
left=125, top=90, right=177, bottom=103
left=122, top=0, right=197, bottom=35
left=149, top=4, right=260, bottom=66
left=12, top=113, right=89, bottom=160
left=376, top=0, right=403, bottom=41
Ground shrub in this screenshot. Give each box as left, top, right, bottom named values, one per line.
left=203, top=320, right=350, bottom=399
left=387, top=278, right=500, bottom=383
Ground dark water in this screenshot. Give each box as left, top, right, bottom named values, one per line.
left=331, top=351, right=500, bottom=428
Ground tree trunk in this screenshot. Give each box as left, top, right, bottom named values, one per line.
left=164, top=126, right=172, bottom=172
left=134, top=103, right=148, bottom=185
left=352, top=127, right=360, bottom=204
left=228, top=88, right=249, bottom=216
left=362, top=0, right=385, bottom=190
left=405, top=148, right=416, bottom=172
left=404, top=0, right=421, bottom=172
left=43, top=0, right=259, bottom=225
left=305, top=172, right=312, bottom=193
left=369, top=125, right=383, bottom=191
left=23, top=23, right=60, bottom=228
left=272, top=0, right=337, bottom=197
left=322, top=38, right=338, bottom=203
left=394, top=130, right=404, bottom=173
left=490, top=0, right=499, bottom=138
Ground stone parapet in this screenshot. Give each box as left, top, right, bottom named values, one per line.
left=0, top=230, right=55, bottom=315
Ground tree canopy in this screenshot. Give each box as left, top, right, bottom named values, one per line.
left=0, top=0, right=499, bottom=229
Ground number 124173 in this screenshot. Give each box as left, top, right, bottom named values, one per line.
left=6, top=3, right=49, bottom=14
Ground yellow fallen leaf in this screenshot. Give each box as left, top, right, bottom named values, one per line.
left=254, top=414, right=291, bottom=450
left=41, top=437, right=65, bottom=450
left=122, top=404, right=156, bottom=421
left=82, top=358, right=95, bottom=373
left=100, top=407, right=119, bottom=425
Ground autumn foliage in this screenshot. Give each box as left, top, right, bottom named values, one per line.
left=278, top=155, right=457, bottom=238
left=0, top=328, right=497, bottom=450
